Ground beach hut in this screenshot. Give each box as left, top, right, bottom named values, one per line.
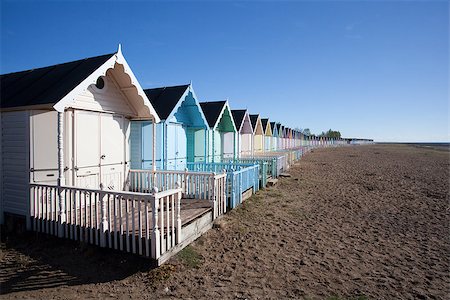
left=250, top=114, right=264, bottom=154
left=130, top=84, right=209, bottom=170
left=200, top=101, right=237, bottom=162
left=279, top=125, right=285, bottom=149
left=0, top=48, right=231, bottom=264
left=0, top=46, right=160, bottom=227
left=288, top=128, right=293, bottom=149
left=270, top=122, right=278, bottom=151
left=285, top=128, right=291, bottom=149
left=261, top=118, right=272, bottom=153
left=275, top=123, right=283, bottom=151
left=231, top=109, right=253, bottom=158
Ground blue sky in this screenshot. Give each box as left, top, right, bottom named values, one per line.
left=1, top=1, right=448, bottom=142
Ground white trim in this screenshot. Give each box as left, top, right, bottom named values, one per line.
left=212, top=101, right=237, bottom=132
left=53, top=47, right=160, bottom=123
left=252, top=114, right=264, bottom=135
left=165, top=84, right=209, bottom=129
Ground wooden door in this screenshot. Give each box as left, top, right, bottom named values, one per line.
left=30, top=110, right=58, bottom=184
left=100, top=113, right=126, bottom=190
left=194, top=129, right=206, bottom=162
left=73, top=111, right=126, bottom=190
left=74, top=110, right=101, bottom=189
left=166, top=124, right=177, bottom=170
left=175, top=124, right=187, bottom=170
left=142, top=121, right=155, bottom=170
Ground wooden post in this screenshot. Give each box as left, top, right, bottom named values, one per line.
left=100, top=184, right=108, bottom=247
left=151, top=187, right=160, bottom=259
left=184, top=168, right=189, bottom=197
left=175, top=181, right=182, bottom=243
left=57, top=111, right=66, bottom=237
left=211, top=173, right=217, bottom=219
left=152, top=117, right=157, bottom=186
left=212, top=131, right=215, bottom=163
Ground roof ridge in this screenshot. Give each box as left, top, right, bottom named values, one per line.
left=0, top=52, right=116, bottom=77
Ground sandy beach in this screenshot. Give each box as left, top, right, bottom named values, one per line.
left=1, top=144, right=449, bottom=299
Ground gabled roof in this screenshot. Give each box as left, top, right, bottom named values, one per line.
left=144, top=84, right=190, bottom=120
left=1, top=53, right=115, bottom=109
left=270, top=122, right=276, bottom=132
left=200, top=100, right=227, bottom=128
left=231, top=110, right=246, bottom=130
left=0, top=46, right=160, bottom=122
left=261, top=118, right=269, bottom=131
left=249, top=114, right=259, bottom=129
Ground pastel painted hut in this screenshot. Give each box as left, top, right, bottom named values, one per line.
left=231, top=109, right=253, bottom=157
left=270, top=122, right=278, bottom=151
left=276, top=123, right=283, bottom=151
left=285, top=127, right=291, bottom=149
left=130, top=84, right=209, bottom=170
left=0, top=49, right=231, bottom=264
left=260, top=118, right=272, bottom=153
left=200, top=101, right=237, bottom=162
left=250, top=114, right=264, bottom=154
left=280, top=125, right=286, bottom=149
left=0, top=47, right=160, bottom=226
left=287, top=128, right=293, bottom=149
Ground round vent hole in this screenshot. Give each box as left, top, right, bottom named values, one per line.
left=96, top=77, right=105, bottom=89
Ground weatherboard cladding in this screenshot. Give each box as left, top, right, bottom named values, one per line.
left=144, top=84, right=190, bottom=120
left=200, top=101, right=227, bottom=128
left=0, top=53, right=115, bottom=109
left=231, top=110, right=246, bottom=131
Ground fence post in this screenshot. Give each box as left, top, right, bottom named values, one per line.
left=175, top=182, right=182, bottom=243
left=151, top=187, right=160, bottom=260
left=222, top=171, right=227, bottom=214
left=57, top=112, right=66, bottom=238
left=239, top=171, right=243, bottom=205
left=100, top=184, right=108, bottom=247
left=184, top=168, right=189, bottom=197
left=211, top=173, right=217, bottom=219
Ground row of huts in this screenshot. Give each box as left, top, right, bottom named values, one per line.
left=0, top=47, right=373, bottom=264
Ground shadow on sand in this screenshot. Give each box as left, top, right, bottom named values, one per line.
left=0, top=232, right=156, bottom=295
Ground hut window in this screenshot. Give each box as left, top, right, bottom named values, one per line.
left=95, top=77, right=105, bottom=89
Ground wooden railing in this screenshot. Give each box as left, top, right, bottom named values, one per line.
left=30, top=183, right=189, bottom=260
left=237, top=157, right=273, bottom=186
left=186, top=162, right=259, bottom=209
left=128, top=169, right=227, bottom=219
left=243, top=154, right=287, bottom=174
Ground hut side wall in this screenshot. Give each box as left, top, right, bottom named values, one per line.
left=1, top=110, right=30, bottom=223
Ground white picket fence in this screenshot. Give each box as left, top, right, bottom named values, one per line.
left=30, top=184, right=187, bottom=260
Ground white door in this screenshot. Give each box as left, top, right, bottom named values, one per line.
left=73, top=111, right=126, bottom=190
left=100, top=114, right=126, bottom=190
left=74, top=111, right=100, bottom=189
left=31, top=110, right=58, bottom=183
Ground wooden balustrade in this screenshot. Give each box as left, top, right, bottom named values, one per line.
left=128, top=169, right=227, bottom=219
left=30, top=183, right=188, bottom=260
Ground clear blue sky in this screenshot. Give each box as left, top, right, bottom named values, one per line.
left=1, top=1, right=448, bottom=142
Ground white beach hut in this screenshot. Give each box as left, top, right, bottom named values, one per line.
left=0, top=46, right=160, bottom=228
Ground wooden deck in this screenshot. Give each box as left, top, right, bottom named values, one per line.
left=34, top=198, right=211, bottom=240
left=60, top=198, right=211, bottom=231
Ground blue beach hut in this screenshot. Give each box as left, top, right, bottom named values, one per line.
left=130, top=84, right=209, bottom=170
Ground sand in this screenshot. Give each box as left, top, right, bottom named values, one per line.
left=1, top=144, right=449, bottom=299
